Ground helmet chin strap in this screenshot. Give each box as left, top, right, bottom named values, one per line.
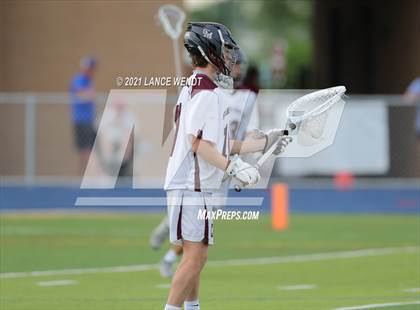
left=215, top=73, right=234, bottom=89
left=197, top=45, right=212, bottom=65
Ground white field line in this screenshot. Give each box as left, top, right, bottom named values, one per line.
left=206, top=246, right=418, bottom=267
left=36, top=279, right=78, bottom=287
left=1, top=264, right=156, bottom=279
left=0, top=246, right=417, bottom=279
left=402, top=288, right=420, bottom=293
left=278, top=284, right=317, bottom=291
left=155, top=283, right=171, bottom=289
left=332, top=301, right=420, bottom=310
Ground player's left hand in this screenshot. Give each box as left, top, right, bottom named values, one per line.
left=225, top=155, right=261, bottom=186
left=263, top=129, right=293, bottom=155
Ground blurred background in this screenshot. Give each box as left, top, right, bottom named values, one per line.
left=0, top=1, right=419, bottom=309
left=0, top=0, right=419, bottom=183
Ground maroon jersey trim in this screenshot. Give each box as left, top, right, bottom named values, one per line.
left=191, top=74, right=217, bottom=98
left=193, top=129, right=203, bottom=192
left=170, top=103, right=182, bottom=157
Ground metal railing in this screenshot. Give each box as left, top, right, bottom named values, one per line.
left=0, top=91, right=418, bottom=184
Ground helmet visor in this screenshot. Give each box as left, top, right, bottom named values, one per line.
left=222, top=44, right=238, bottom=75
left=217, top=29, right=238, bottom=75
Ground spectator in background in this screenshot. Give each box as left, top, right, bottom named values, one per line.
left=404, top=77, right=420, bottom=176
left=241, top=65, right=260, bottom=94
left=98, top=98, right=135, bottom=178
left=69, top=56, right=97, bottom=174
left=403, top=77, right=420, bottom=148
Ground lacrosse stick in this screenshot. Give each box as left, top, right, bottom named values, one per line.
left=157, top=4, right=186, bottom=92
left=234, top=86, right=347, bottom=191
left=233, top=135, right=287, bottom=192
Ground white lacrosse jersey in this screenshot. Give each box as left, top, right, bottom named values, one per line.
left=225, top=89, right=259, bottom=140
left=164, top=73, right=230, bottom=193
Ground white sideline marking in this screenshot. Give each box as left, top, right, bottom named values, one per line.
left=206, top=246, right=418, bottom=267
left=0, top=246, right=417, bottom=279
left=332, top=301, right=420, bottom=309
left=1, top=264, right=156, bottom=279
left=36, top=280, right=78, bottom=287
left=278, top=284, right=317, bottom=291
left=402, top=288, right=420, bottom=293
left=155, top=283, right=171, bottom=289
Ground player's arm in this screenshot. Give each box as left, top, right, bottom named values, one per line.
left=186, top=91, right=260, bottom=185
left=230, top=129, right=291, bottom=155
left=190, top=135, right=228, bottom=170
left=186, top=91, right=231, bottom=170
left=190, top=135, right=260, bottom=185
left=229, top=138, right=265, bottom=154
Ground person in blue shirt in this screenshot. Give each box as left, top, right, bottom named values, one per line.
left=69, top=56, right=97, bottom=174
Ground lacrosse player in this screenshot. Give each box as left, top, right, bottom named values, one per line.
left=163, top=22, right=290, bottom=310
left=150, top=49, right=260, bottom=278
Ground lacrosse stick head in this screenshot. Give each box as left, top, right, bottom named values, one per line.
left=157, top=4, right=186, bottom=40
left=286, top=86, right=346, bottom=146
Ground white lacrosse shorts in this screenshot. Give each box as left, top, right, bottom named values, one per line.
left=166, top=189, right=214, bottom=246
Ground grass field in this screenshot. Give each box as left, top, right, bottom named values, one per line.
left=0, top=213, right=419, bottom=310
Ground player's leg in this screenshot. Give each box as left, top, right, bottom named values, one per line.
left=74, top=123, right=96, bottom=175
left=184, top=276, right=200, bottom=310
left=150, top=216, right=170, bottom=250
left=164, top=190, right=212, bottom=309
left=166, top=240, right=207, bottom=308
left=160, top=244, right=182, bottom=277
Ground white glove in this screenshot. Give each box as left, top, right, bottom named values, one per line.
left=246, top=129, right=266, bottom=140
left=263, top=129, right=293, bottom=155
left=225, top=155, right=261, bottom=186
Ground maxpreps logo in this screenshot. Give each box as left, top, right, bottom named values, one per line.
left=75, top=89, right=346, bottom=208
left=203, top=28, right=213, bottom=39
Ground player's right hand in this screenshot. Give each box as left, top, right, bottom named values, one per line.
left=225, top=155, right=261, bottom=186
left=264, top=129, right=293, bottom=155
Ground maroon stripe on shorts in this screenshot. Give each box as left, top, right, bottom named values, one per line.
left=203, top=204, right=209, bottom=245
left=176, top=198, right=183, bottom=240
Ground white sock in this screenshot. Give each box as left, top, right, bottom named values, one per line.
left=164, top=304, right=181, bottom=310
left=163, top=249, right=178, bottom=263
left=184, top=299, right=200, bottom=310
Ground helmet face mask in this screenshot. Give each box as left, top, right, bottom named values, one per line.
left=231, top=49, right=246, bottom=83
left=221, top=44, right=238, bottom=76
left=184, top=22, right=239, bottom=76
